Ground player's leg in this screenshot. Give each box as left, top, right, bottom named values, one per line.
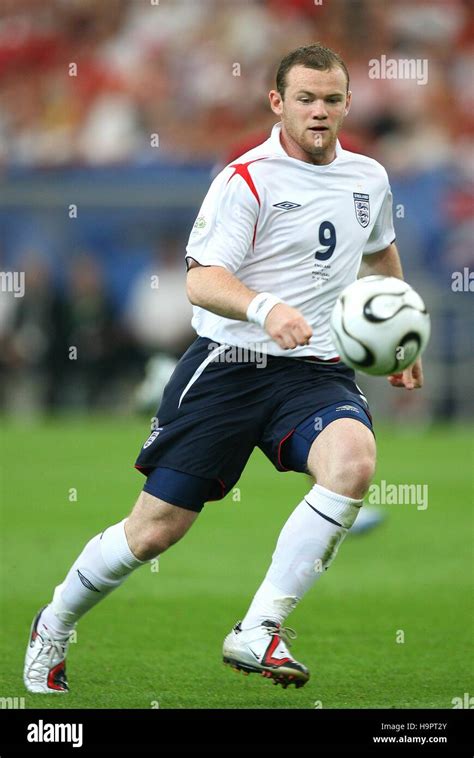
left=24, top=492, right=198, bottom=693
left=41, top=492, right=198, bottom=633
left=25, top=335, right=263, bottom=694
left=251, top=418, right=375, bottom=602
left=224, top=416, right=375, bottom=687
left=126, top=490, right=199, bottom=560
left=241, top=419, right=375, bottom=622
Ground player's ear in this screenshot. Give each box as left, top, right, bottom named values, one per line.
left=269, top=90, right=283, bottom=116
left=344, top=90, right=352, bottom=116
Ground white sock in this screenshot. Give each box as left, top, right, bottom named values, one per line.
left=39, top=519, right=147, bottom=637
left=241, top=484, right=363, bottom=629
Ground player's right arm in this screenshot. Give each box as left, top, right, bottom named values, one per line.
left=186, top=262, right=312, bottom=350
left=185, top=168, right=312, bottom=350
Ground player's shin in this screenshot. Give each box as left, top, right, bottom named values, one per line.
left=240, top=484, right=363, bottom=629
left=38, top=518, right=147, bottom=637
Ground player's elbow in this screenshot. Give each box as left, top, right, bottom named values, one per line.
left=186, top=269, right=202, bottom=306
left=186, top=262, right=226, bottom=306
left=186, top=257, right=208, bottom=305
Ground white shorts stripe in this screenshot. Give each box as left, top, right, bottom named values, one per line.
left=355, top=383, right=368, bottom=404
left=178, top=343, right=228, bottom=409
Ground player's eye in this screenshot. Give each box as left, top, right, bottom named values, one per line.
left=298, top=98, right=311, bottom=103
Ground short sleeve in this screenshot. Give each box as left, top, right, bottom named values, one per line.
left=185, top=167, right=260, bottom=273
left=363, top=182, right=396, bottom=255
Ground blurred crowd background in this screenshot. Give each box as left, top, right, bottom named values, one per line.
left=0, top=0, right=472, bottom=419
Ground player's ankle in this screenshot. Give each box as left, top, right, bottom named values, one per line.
left=240, top=580, right=299, bottom=630
left=39, top=604, right=76, bottom=638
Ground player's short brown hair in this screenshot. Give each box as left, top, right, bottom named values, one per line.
left=276, top=43, right=350, bottom=97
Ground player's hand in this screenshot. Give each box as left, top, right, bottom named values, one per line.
left=387, top=357, right=423, bottom=390
left=264, top=303, right=313, bottom=350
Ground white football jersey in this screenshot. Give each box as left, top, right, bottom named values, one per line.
left=186, top=122, right=395, bottom=359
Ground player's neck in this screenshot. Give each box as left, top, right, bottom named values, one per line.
left=279, top=126, right=337, bottom=166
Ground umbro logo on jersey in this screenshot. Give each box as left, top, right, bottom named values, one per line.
left=273, top=201, right=301, bottom=211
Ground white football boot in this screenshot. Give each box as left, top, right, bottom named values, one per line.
left=223, top=620, right=310, bottom=688
left=23, top=607, right=70, bottom=694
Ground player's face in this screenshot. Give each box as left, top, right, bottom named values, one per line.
left=269, top=65, right=351, bottom=165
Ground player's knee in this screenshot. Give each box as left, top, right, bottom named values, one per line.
left=316, top=454, right=375, bottom=499
left=137, top=522, right=184, bottom=559
left=126, top=493, right=198, bottom=560
left=339, top=456, right=375, bottom=498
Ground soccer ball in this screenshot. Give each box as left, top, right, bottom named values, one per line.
left=330, top=276, right=430, bottom=376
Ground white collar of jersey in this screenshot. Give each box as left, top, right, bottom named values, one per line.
left=269, top=122, right=342, bottom=169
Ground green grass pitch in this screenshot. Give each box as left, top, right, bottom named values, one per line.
left=1, top=417, right=472, bottom=709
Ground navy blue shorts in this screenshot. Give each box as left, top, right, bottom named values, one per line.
left=135, top=337, right=373, bottom=511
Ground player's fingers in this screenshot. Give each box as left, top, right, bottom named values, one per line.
left=275, top=321, right=307, bottom=349
left=387, top=374, right=404, bottom=387
left=405, top=363, right=425, bottom=389
left=271, top=316, right=312, bottom=349
left=412, top=364, right=424, bottom=388
left=401, top=369, right=415, bottom=390
left=275, top=330, right=298, bottom=350
left=292, top=321, right=313, bottom=346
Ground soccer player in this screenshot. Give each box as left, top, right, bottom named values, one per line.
left=24, top=43, right=423, bottom=693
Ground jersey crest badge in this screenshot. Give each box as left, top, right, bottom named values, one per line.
left=353, top=192, right=370, bottom=227
left=143, top=429, right=163, bottom=449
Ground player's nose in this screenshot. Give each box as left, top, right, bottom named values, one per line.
left=311, top=100, right=328, bottom=119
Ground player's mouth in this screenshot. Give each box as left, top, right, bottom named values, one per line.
left=308, top=126, right=329, bottom=133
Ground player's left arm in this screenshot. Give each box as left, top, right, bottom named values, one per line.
left=358, top=242, right=424, bottom=390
